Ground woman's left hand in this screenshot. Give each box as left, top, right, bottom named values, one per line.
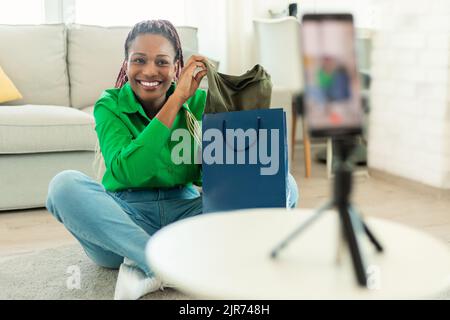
left=174, top=55, right=208, bottom=103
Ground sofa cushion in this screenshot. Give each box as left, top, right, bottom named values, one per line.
left=67, top=24, right=200, bottom=109
left=0, top=105, right=97, bottom=154
left=67, top=24, right=130, bottom=110
left=0, top=24, right=70, bottom=107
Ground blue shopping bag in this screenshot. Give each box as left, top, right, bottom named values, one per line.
left=202, top=108, right=288, bottom=213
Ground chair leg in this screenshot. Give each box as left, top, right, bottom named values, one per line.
left=326, top=138, right=333, bottom=179
left=291, top=102, right=297, bottom=163
left=302, top=117, right=311, bottom=178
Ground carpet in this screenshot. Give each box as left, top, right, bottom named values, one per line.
left=0, top=244, right=190, bottom=300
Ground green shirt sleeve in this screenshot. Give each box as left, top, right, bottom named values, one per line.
left=94, top=98, right=171, bottom=187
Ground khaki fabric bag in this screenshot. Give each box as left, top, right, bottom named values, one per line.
left=204, top=60, right=272, bottom=113
left=185, top=60, right=273, bottom=147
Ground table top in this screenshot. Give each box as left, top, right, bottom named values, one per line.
left=146, top=208, right=450, bottom=299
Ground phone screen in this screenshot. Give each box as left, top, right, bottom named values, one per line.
left=301, top=14, right=363, bottom=137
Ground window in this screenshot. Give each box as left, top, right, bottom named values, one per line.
left=74, top=0, right=187, bottom=26
left=0, top=0, right=44, bottom=24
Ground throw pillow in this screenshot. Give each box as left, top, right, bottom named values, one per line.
left=0, top=66, right=22, bottom=103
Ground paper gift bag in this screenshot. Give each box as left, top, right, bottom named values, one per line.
left=202, top=108, right=288, bottom=213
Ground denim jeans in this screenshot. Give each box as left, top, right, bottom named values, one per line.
left=46, top=170, right=299, bottom=276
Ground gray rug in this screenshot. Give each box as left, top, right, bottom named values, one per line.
left=0, top=244, right=190, bottom=300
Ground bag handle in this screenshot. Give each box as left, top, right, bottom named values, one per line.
left=221, top=116, right=261, bottom=152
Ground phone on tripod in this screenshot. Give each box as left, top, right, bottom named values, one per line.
left=301, top=14, right=363, bottom=138
left=271, top=14, right=383, bottom=288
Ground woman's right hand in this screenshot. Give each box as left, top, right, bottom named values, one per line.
left=173, top=55, right=208, bottom=103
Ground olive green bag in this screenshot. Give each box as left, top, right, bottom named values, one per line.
left=185, top=60, right=273, bottom=146
left=203, top=60, right=273, bottom=113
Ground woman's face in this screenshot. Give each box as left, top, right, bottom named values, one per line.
left=126, top=34, right=178, bottom=107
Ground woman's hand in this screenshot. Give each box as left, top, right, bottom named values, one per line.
left=155, top=55, right=207, bottom=128
left=173, top=55, right=208, bottom=103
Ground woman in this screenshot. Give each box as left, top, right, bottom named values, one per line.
left=46, top=20, right=298, bottom=300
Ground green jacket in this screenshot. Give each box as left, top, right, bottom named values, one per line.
left=94, top=82, right=206, bottom=191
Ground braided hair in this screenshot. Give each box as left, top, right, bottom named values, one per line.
left=115, top=20, right=184, bottom=88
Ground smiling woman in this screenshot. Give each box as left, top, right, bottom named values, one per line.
left=45, top=19, right=210, bottom=301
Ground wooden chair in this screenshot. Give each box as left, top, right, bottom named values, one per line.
left=291, top=96, right=311, bottom=177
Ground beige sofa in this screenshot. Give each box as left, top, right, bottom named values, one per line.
left=0, top=23, right=205, bottom=211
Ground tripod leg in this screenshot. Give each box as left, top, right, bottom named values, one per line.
left=270, top=201, right=333, bottom=259
left=338, top=205, right=367, bottom=286
left=337, top=206, right=365, bottom=265
left=349, top=205, right=383, bottom=253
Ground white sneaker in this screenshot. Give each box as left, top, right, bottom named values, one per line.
left=161, top=281, right=177, bottom=290
left=114, top=258, right=163, bottom=300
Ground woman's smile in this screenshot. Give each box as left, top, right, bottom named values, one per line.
left=136, top=79, right=163, bottom=91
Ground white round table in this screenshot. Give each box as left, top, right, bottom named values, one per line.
left=146, top=208, right=450, bottom=299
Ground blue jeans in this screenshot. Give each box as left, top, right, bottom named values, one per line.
left=46, top=170, right=299, bottom=276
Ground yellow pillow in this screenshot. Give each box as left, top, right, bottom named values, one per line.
left=0, top=66, right=22, bottom=103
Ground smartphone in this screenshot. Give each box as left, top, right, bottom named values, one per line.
left=301, top=14, right=363, bottom=137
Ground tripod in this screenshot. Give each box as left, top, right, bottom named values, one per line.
left=271, top=137, right=384, bottom=287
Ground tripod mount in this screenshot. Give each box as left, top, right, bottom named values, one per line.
left=271, top=136, right=383, bottom=287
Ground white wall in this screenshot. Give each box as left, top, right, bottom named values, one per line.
left=368, top=0, right=450, bottom=189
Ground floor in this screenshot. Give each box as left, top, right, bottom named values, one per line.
left=1, top=143, right=450, bottom=263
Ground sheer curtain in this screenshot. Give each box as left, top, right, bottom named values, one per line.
left=0, top=0, right=44, bottom=24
